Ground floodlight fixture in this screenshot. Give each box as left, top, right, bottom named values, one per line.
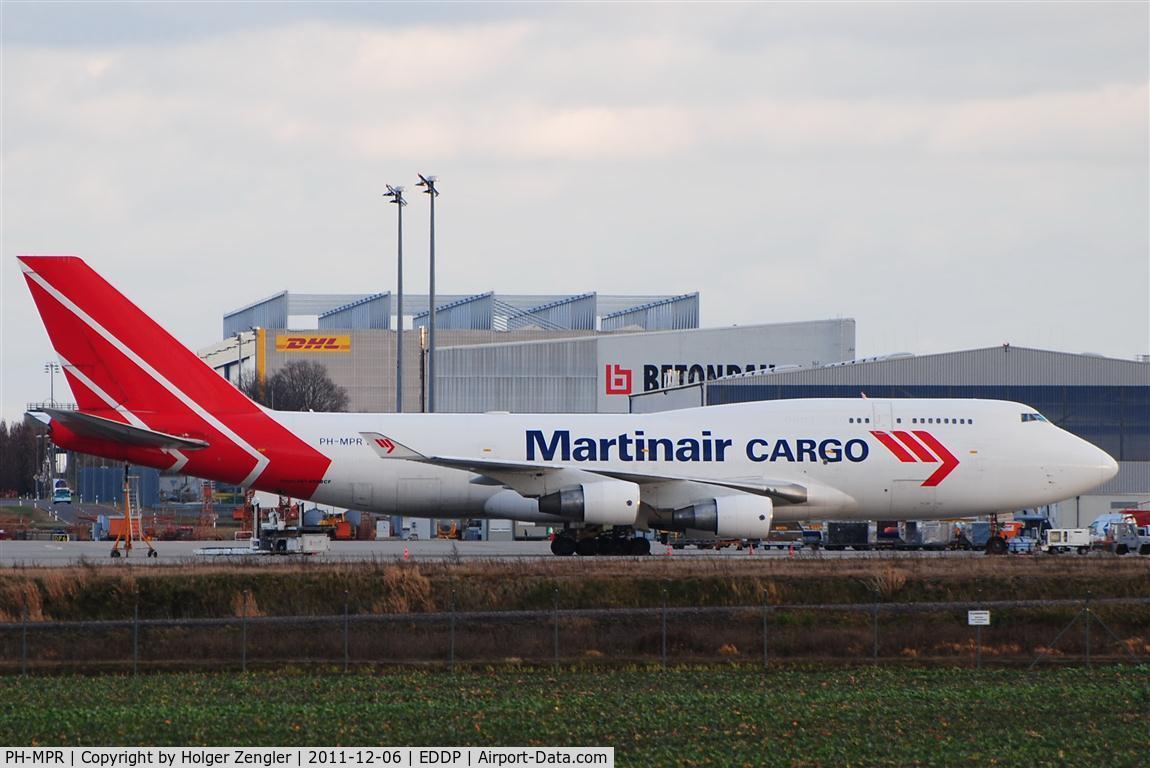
left=416, top=174, right=439, bottom=196
left=384, top=185, right=407, bottom=206
left=44, top=362, right=60, bottom=406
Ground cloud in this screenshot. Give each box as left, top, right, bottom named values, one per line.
left=1, top=6, right=1147, bottom=420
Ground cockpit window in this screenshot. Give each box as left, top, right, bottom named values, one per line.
left=1021, top=412, right=1048, bottom=423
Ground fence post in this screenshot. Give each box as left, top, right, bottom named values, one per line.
left=241, top=589, right=249, bottom=673
left=20, top=595, right=28, bottom=677
left=552, top=587, right=559, bottom=669
left=343, top=590, right=350, bottom=673
left=133, top=590, right=140, bottom=677
left=449, top=588, right=456, bottom=674
left=762, top=600, right=770, bottom=672
left=1084, top=594, right=1091, bottom=669
left=975, top=589, right=983, bottom=671
left=872, top=588, right=879, bottom=665
left=661, top=584, right=668, bottom=668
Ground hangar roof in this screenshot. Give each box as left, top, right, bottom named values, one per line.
left=710, top=346, right=1150, bottom=388
left=223, top=290, right=699, bottom=336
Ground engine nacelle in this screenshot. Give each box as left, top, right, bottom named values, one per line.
left=538, top=480, right=640, bottom=526
left=671, top=495, right=773, bottom=538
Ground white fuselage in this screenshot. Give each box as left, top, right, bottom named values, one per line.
left=271, top=398, right=1117, bottom=526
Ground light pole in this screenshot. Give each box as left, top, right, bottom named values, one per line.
left=44, top=362, right=60, bottom=407
left=235, top=332, right=244, bottom=392
left=249, top=326, right=261, bottom=401
left=384, top=184, right=407, bottom=413
left=416, top=173, right=439, bottom=412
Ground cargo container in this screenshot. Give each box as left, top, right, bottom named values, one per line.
left=824, top=521, right=870, bottom=551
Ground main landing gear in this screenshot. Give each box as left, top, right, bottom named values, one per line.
left=550, top=529, right=652, bottom=557
left=984, top=512, right=1008, bottom=555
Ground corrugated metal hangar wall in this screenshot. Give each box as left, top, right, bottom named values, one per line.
left=437, top=319, right=856, bottom=414
left=202, top=319, right=856, bottom=415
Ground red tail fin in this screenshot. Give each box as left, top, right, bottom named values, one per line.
left=20, top=256, right=330, bottom=495
left=21, top=256, right=257, bottom=416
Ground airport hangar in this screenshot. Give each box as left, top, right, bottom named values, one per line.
left=199, top=290, right=1148, bottom=530
left=631, top=346, right=1150, bottom=528
left=199, top=289, right=857, bottom=414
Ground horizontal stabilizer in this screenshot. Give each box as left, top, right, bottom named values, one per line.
left=37, top=408, right=210, bottom=451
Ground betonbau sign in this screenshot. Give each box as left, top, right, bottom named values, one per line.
left=604, top=362, right=774, bottom=396
left=594, top=318, right=856, bottom=413
left=641, top=362, right=773, bottom=392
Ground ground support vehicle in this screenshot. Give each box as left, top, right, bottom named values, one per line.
left=1043, top=528, right=1092, bottom=554
left=1090, top=521, right=1150, bottom=556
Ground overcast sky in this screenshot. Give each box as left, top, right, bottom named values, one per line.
left=2, top=2, right=1147, bottom=421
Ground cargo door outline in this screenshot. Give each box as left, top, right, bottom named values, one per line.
left=871, top=403, right=894, bottom=430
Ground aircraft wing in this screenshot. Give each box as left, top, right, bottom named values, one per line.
left=34, top=408, right=211, bottom=451
left=361, top=431, right=807, bottom=504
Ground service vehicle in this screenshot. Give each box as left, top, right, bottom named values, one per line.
left=1043, top=528, right=1092, bottom=554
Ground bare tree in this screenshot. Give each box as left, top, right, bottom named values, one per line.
left=0, top=420, right=42, bottom=496
left=244, top=361, right=350, bottom=412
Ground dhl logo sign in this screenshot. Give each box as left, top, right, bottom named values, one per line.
left=275, top=335, right=352, bottom=352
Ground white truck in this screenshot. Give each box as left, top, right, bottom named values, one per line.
left=1043, top=528, right=1092, bottom=554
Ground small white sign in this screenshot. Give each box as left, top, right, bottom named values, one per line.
left=968, top=610, right=991, bottom=626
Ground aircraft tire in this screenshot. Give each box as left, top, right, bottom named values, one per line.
left=576, top=538, right=599, bottom=557
left=550, top=538, right=564, bottom=556
left=1139, top=544, right=1150, bottom=556
left=629, top=538, right=651, bottom=556
left=110, top=550, right=121, bottom=559
left=599, top=537, right=623, bottom=556
left=147, top=549, right=158, bottom=559
left=984, top=537, right=1008, bottom=556
left=1116, top=544, right=1129, bottom=556
left=1077, top=546, right=1089, bottom=555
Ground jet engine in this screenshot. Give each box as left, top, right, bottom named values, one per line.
left=671, top=495, right=773, bottom=538
left=538, top=480, right=641, bottom=526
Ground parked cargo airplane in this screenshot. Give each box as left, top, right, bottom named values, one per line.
left=21, top=256, right=1118, bottom=555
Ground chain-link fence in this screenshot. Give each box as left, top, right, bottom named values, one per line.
left=2, top=596, right=1147, bottom=674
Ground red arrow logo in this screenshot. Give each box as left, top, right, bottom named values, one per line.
left=870, top=430, right=960, bottom=486
left=911, top=431, right=959, bottom=486
left=375, top=437, right=395, bottom=454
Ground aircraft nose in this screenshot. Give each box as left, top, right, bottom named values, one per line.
left=1099, top=449, right=1119, bottom=484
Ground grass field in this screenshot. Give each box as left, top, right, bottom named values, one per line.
left=4, top=555, right=1150, bottom=622
left=2, top=666, right=1148, bottom=766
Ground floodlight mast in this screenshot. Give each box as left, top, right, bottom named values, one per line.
left=417, top=173, right=439, bottom=413
left=384, top=184, right=407, bottom=413
left=44, top=361, right=60, bottom=407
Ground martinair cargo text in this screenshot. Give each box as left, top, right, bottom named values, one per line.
left=20, top=256, right=1118, bottom=555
